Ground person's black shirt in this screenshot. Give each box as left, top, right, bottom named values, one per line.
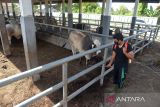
left=113, top=42, right=133, bottom=68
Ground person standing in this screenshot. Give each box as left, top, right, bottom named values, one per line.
left=107, top=33, right=134, bottom=88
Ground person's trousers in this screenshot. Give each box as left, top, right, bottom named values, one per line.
left=113, top=66, right=127, bottom=88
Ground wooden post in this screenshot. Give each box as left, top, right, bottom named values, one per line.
left=19, top=0, right=40, bottom=81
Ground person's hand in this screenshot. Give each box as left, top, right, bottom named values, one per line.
left=106, top=63, right=112, bottom=68
left=123, top=47, right=127, bottom=54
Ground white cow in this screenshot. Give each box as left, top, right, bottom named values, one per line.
left=5, top=20, right=22, bottom=44
left=69, top=31, right=96, bottom=65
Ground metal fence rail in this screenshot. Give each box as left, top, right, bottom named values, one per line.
left=0, top=22, right=159, bottom=107
left=35, top=16, right=160, bottom=37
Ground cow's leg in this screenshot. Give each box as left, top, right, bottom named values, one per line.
left=8, top=36, right=11, bottom=45
left=79, top=57, right=82, bottom=64
left=86, top=59, right=88, bottom=66
left=71, top=45, right=76, bottom=55
left=85, top=54, right=92, bottom=66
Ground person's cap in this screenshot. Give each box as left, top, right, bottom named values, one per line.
left=113, top=33, right=123, bottom=40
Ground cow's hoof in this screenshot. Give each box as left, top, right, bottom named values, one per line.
left=5, top=54, right=12, bottom=58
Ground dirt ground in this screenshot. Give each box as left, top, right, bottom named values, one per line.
left=0, top=38, right=160, bottom=107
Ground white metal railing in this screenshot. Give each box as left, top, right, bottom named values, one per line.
left=0, top=26, right=158, bottom=107
left=35, top=16, right=160, bottom=36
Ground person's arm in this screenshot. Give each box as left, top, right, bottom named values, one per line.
left=123, top=44, right=134, bottom=60
left=107, top=51, right=116, bottom=68
left=124, top=51, right=134, bottom=60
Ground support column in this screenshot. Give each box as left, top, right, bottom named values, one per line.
left=11, top=2, right=16, bottom=19
left=5, top=2, right=10, bottom=18
left=62, top=0, right=66, bottom=26
left=32, top=4, right=35, bottom=17
left=19, top=0, right=40, bottom=81
left=0, top=1, right=4, bottom=15
left=102, top=0, right=111, bottom=44
left=129, top=0, right=139, bottom=36
left=100, top=0, right=106, bottom=26
left=68, top=0, right=73, bottom=28
left=100, top=0, right=112, bottom=86
left=49, top=1, right=52, bottom=17
left=78, top=0, right=82, bottom=23
left=0, top=0, right=11, bottom=56
left=40, top=0, right=42, bottom=16
left=45, top=0, right=49, bottom=23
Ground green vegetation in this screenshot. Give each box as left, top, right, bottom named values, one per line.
left=112, top=5, right=132, bottom=16
left=13, top=2, right=160, bottom=18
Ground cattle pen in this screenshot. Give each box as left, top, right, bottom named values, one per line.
left=0, top=0, right=160, bottom=107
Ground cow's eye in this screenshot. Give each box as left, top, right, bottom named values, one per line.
left=92, top=44, right=96, bottom=48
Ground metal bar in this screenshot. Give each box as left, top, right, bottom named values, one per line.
left=153, top=28, right=157, bottom=41
left=16, top=82, right=63, bottom=107
left=62, top=63, right=68, bottom=107
left=155, top=27, right=160, bottom=39
left=0, top=24, right=154, bottom=107
left=17, top=61, right=107, bottom=107
left=68, top=61, right=105, bottom=83
left=53, top=16, right=160, bottom=28
left=104, top=67, right=114, bottom=76
left=140, top=31, right=147, bottom=54
left=68, top=75, right=101, bottom=101
left=0, top=42, right=113, bottom=87
left=0, top=14, right=11, bottom=56
left=135, top=41, right=152, bottom=54
left=148, top=30, right=153, bottom=41
left=54, top=66, right=120, bottom=107
left=35, top=22, right=147, bottom=38
left=100, top=48, right=108, bottom=86
left=132, top=39, right=146, bottom=47
left=16, top=61, right=105, bottom=107
left=5, top=2, right=10, bottom=18
left=40, top=0, right=42, bottom=16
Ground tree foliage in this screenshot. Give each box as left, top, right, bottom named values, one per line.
left=144, top=6, right=160, bottom=17
left=138, top=3, right=148, bottom=16
left=112, top=5, right=132, bottom=16
left=14, top=3, right=20, bottom=15
left=33, top=5, right=39, bottom=14
left=138, top=3, right=160, bottom=17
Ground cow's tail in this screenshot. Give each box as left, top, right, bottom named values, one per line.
left=61, top=42, right=67, bottom=48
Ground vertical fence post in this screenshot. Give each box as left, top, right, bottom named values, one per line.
left=122, top=23, right=124, bottom=32
left=100, top=48, right=108, bottom=86
left=148, top=29, right=152, bottom=41
left=140, top=31, right=147, bottom=54
left=63, top=63, right=68, bottom=107
left=155, top=26, right=159, bottom=39
left=153, top=28, right=157, bottom=42
left=147, top=29, right=152, bottom=48
left=133, top=28, right=139, bottom=52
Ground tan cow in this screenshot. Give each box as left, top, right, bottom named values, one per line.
left=6, top=20, right=22, bottom=44
left=69, top=31, right=96, bottom=65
